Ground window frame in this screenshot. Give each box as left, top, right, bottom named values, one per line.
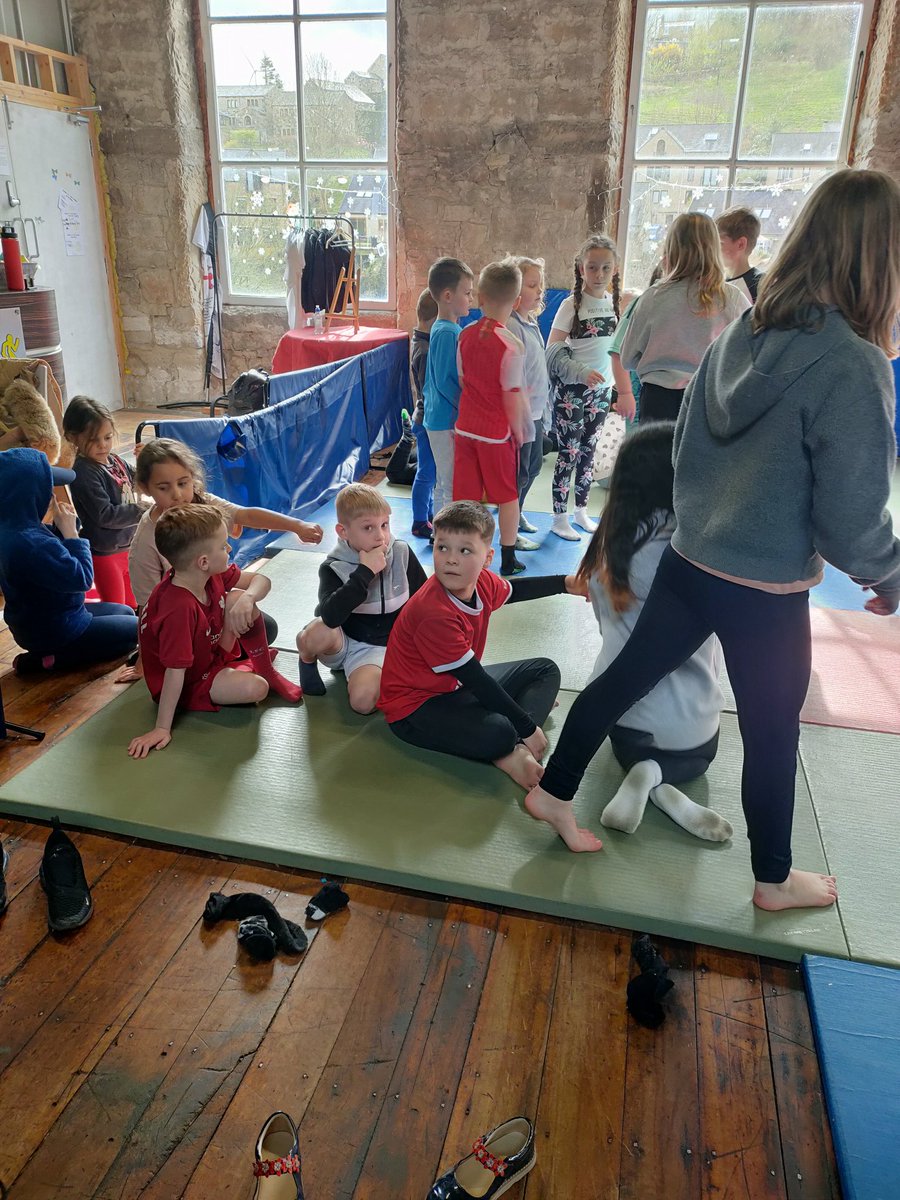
left=198, top=0, right=395, bottom=310
left=619, top=0, right=876, bottom=285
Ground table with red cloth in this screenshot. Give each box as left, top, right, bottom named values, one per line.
left=272, top=325, right=409, bottom=374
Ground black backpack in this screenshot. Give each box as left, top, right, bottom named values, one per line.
left=225, top=368, right=270, bottom=415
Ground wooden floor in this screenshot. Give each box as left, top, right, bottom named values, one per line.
left=0, top=410, right=841, bottom=1199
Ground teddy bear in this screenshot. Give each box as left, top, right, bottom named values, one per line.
left=0, top=370, right=63, bottom=464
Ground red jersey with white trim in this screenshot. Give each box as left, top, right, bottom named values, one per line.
left=455, top=317, right=525, bottom=443
left=140, top=563, right=242, bottom=702
left=378, top=567, right=513, bottom=723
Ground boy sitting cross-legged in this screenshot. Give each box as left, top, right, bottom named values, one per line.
left=379, top=500, right=588, bottom=789
left=298, top=483, right=427, bottom=713
left=128, top=505, right=301, bottom=759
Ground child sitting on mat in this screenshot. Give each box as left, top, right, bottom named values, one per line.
left=580, top=422, right=732, bottom=842
left=297, top=483, right=427, bottom=714
left=0, top=448, right=138, bottom=675
left=379, top=500, right=587, bottom=789
left=128, top=506, right=302, bottom=759
left=63, top=395, right=148, bottom=608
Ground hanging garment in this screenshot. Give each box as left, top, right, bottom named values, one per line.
left=284, top=228, right=306, bottom=330
left=192, top=202, right=224, bottom=381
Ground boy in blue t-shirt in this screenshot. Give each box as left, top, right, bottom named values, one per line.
left=423, top=256, right=474, bottom=517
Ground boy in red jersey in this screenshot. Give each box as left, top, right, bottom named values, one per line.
left=453, top=261, right=532, bottom=577
left=128, top=505, right=301, bottom=758
left=379, top=501, right=588, bottom=789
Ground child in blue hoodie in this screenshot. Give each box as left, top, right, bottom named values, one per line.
left=0, top=449, right=138, bottom=673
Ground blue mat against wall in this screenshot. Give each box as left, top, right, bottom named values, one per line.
left=803, top=955, right=900, bottom=1200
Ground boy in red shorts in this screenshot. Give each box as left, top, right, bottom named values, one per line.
left=453, top=261, right=532, bottom=577
left=128, top=505, right=301, bottom=758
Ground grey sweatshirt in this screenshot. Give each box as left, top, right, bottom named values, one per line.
left=672, top=308, right=900, bottom=605
left=620, top=278, right=749, bottom=388
left=589, top=516, right=724, bottom=749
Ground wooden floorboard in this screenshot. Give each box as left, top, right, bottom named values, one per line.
left=0, top=409, right=841, bottom=1199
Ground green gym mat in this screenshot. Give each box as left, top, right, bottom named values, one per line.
left=0, top=685, right=849, bottom=963
left=799, top=723, right=900, bottom=967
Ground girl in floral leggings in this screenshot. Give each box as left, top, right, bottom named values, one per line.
left=545, top=234, right=620, bottom=541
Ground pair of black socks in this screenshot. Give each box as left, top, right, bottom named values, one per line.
left=203, top=891, right=309, bottom=961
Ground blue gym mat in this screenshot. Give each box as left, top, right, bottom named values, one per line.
left=803, top=955, right=900, bottom=1200
left=264, top=493, right=589, bottom=575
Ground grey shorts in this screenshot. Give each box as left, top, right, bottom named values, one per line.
left=319, top=631, right=386, bottom=677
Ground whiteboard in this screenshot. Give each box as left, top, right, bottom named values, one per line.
left=0, top=101, right=123, bottom=409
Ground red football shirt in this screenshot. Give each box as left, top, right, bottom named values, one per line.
left=456, top=317, right=525, bottom=442
left=140, top=563, right=241, bottom=702
left=378, top=568, right=512, bottom=723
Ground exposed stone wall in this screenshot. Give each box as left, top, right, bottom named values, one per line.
left=854, top=0, right=900, bottom=178
left=394, top=0, right=633, bottom=328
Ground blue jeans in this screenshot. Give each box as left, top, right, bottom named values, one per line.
left=51, top=602, right=138, bottom=671
left=411, top=421, right=436, bottom=524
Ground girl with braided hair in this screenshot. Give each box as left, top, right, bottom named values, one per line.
left=546, top=234, right=620, bottom=540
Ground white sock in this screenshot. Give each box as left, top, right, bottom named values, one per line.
left=573, top=506, right=598, bottom=533
left=649, top=784, right=734, bottom=842
left=551, top=513, right=581, bottom=540
left=601, top=760, right=663, bottom=834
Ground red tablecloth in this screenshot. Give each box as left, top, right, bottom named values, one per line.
left=272, top=325, right=409, bottom=374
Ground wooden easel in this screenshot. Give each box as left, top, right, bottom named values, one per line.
left=325, top=245, right=362, bottom=334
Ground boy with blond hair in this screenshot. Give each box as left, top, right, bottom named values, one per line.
left=716, top=206, right=763, bottom=303
left=129, top=506, right=301, bottom=758
left=453, top=260, right=532, bottom=576
left=298, top=483, right=427, bottom=713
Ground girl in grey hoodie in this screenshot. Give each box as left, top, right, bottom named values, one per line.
left=525, top=169, right=900, bottom=914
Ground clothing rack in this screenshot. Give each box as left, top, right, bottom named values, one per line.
left=159, top=212, right=358, bottom=417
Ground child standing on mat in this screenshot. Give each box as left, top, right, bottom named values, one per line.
left=619, top=213, right=749, bottom=425
left=507, top=255, right=552, bottom=552
left=297, top=483, right=427, bottom=714
left=580, top=422, right=732, bottom=843
left=0, top=449, right=137, bottom=675
left=379, top=500, right=588, bottom=789
left=716, top=206, right=764, bottom=304
left=423, top=257, right=474, bottom=519
left=129, top=506, right=302, bottom=759
left=453, top=261, right=531, bottom=577
left=410, top=288, right=439, bottom=537
left=546, top=234, right=620, bottom=542
left=63, top=396, right=147, bottom=607
left=525, top=169, right=900, bottom=914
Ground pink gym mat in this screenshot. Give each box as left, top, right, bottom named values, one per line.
left=802, top=607, right=900, bottom=735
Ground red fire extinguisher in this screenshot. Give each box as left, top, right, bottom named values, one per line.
left=1, top=224, right=25, bottom=291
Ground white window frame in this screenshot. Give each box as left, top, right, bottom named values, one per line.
left=199, top=1, right=396, bottom=310
left=619, top=0, right=876, bottom=284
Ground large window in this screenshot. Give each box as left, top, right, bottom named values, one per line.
left=620, top=0, right=874, bottom=288
left=201, top=0, right=392, bottom=306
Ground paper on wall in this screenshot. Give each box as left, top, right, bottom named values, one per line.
left=59, top=189, right=83, bottom=256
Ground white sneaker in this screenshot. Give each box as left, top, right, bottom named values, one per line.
left=573, top=507, right=598, bottom=533
left=518, top=514, right=538, bottom=534
left=551, top=514, right=581, bottom=541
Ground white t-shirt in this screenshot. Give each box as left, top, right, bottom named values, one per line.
left=551, top=291, right=618, bottom=380
left=128, top=494, right=242, bottom=608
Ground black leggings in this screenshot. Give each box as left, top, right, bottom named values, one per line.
left=389, top=658, right=561, bottom=763
left=609, top=725, right=719, bottom=786
left=540, top=547, right=811, bottom=883
left=639, top=382, right=684, bottom=424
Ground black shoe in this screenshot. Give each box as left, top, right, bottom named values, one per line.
left=252, top=1111, right=304, bottom=1199
left=427, top=1117, right=536, bottom=1198
left=40, top=822, right=93, bottom=932
left=0, top=841, right=8, bottom=916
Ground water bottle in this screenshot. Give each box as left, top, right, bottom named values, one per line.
left=1, top=225, right=25, bottom=292
left=313, top=305, right=324, bottom=335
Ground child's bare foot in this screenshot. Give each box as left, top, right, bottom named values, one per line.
left=753, top=869, right=838, bottom=911
left=524, top=785, right=603, bottom=853
left=495, top=744, right=544, bottom=790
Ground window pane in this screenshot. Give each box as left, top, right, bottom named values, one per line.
left=305, top=168, right=389, bottom=300
left=221, top=167, right=301, bottom=297
left=209, top=1, right=291, bottom=14
left=212, top=23, right=298, bottom=160
left=636, top=7, right=748, bottom=159
left=302, top=20, right=387, bottom=160
left=731, top=168, right=830, bottom=266
left=624, top=163, right=730, bottom=287
left=738, top=6, right=860, bottom=158
left=300, top=0, right=387, bottom=11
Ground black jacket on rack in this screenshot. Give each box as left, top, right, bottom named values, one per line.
left=301, top=227, right=352, bottom=314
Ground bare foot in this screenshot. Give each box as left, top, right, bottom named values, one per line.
left=495, top=744, right=544, bottom=790
left=753, top=869, right=838, bottom=911
left=524, top=785, right=604, bottom=853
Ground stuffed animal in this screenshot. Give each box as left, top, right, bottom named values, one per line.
left=0, top=375, right=61, bottom=463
